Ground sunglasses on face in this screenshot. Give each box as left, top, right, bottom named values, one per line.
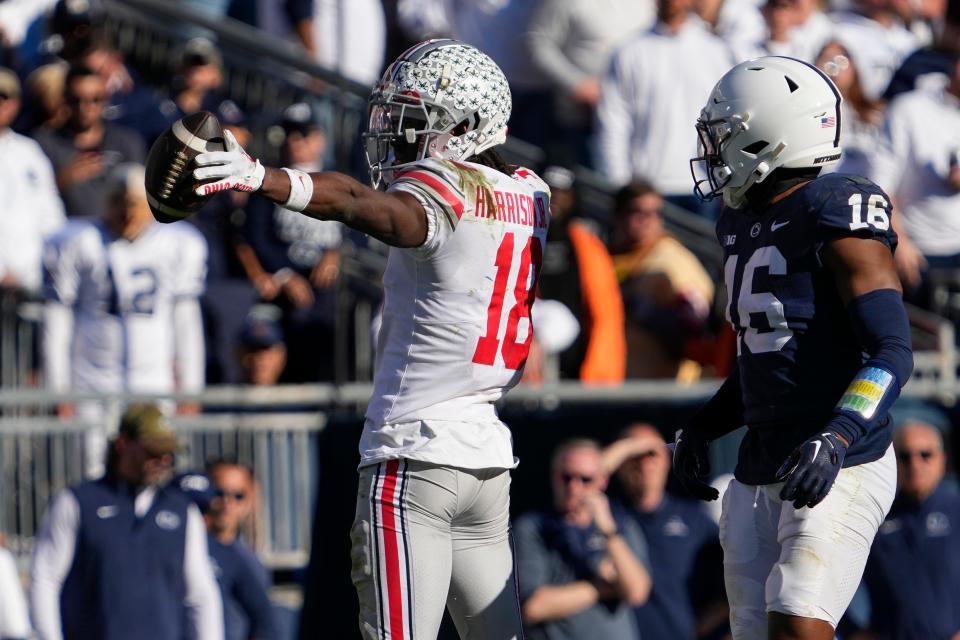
left=68, top=94, right=105, bottom=105
left=560, top=473, right=595, bottom=485
left=214, top=487, right=247, bottom=501
left=897, top=450, right=935, bottom=463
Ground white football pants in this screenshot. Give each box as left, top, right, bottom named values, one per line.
left=719, top=445, right=896, bottom=639
left=351, top=459, right=523, bottom=640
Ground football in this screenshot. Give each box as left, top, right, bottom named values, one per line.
left=144, top=110, right=225, bottom=223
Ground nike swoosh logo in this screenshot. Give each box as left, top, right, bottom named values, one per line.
left=810, top=440, right=822, bottom=460
left=771, top=220, right=791, bottom=231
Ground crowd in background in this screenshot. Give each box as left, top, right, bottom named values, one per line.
left=0, top=0, right=958, bottom=638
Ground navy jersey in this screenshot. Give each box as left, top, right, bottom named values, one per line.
left=717, top=173, right=898, bottom=483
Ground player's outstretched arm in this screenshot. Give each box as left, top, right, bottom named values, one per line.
left=778, top=237, right=912, bottom=509
left=192, top=130, right=427, bottom=248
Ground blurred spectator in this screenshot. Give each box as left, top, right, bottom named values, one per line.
left=525, top=0, right=655, bottom=164
left=731, top=0, right=808, bottom=62
left=696, top=0, right=767, bottom=62
left=884, top=0, right=960, bottom=100
left=0, top=0, right=57, bottom=55
left=236, top=305, right=287, bottom=386
left=859, top=420, right=960, bottom=638
left=206, top=460, right=276, bottom=640
left=831, top=0, right=921, bottom=102
left=535, top=166, right=626, bottom=383
left=603, top=424, right=726, bottom=640
left=23, top=61, right=68, bottom=132
left=0, top=540, right=30, bottom=640
left=190, top=102, right=261, bottom=384
left=816, top=40, right=886, bottom=177
left=42, top=164, right=206, bottom=476
left=867, top=53, right=960, bottom=298
left=238, top=102, right=339, bottom=382
left=29, top=403, right=223, bottom=640
left=78, top=34, right=167, bottom=145
left=789, top=0, right=835, bottom=63
left=0, top=66, right=65, bottom=295
left=596, top=0, right=733, bottom=216
left=514, top=438, right=651, bottom=639
left=297, top=0, right=386, bottom=86
left=33, top=64, right=145, bottom=218
left=17, top=0, right=105, bottom=75
left=159, top=38, right=230, bottom=126
left=396, top=0, right=452, bottom=42
left=608, top=182, right=714, bottom=380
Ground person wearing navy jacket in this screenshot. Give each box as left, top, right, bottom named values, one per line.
left=29, top=403, right=223, bottom=640
left=860, top=421, right=960, bottom=640
left=604, top=424, right=726, bottom=640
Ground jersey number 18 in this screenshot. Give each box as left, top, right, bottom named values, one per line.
left=472, top=232, right=543, bottom=370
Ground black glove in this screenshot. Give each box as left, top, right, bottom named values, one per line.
left=776, top=431, right=847, bottom=509
left=672, top=428, right=719, bottom=501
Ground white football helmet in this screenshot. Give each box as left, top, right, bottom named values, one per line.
left=363, top=39, right=512, bottom=188
left=690, top=56, right=843, bottom=209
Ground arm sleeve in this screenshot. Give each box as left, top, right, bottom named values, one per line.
left=595, top=51, right=636, bottom=187
left=183, top=505, right=224, bottom=640
left=826, top=288, right=913, bottom=447
left=0, top=547, right=31, bottom=638
left=173, top=297, right=205, bottom=393
left=526, top=0, right=589, bottom=93
left=229, top=556, right=276, bottom=640
left=42, top=236, right=77, bottom=394
left=43, top=303, right=73, bottom=394
left=29, top=491, right=80, bottom=640
left=567, top=223, right=626, bottom=383
left=686, top=367, right=746, bottom=441
left=173, top=228, right=207, bottom=393
left=512, top=515, right=552, bottom=603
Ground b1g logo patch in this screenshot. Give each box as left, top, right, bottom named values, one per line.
left=155, top=510, right=181, bottom=530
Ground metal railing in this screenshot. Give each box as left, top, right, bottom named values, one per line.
left=0, top=388, right=326, bottom=569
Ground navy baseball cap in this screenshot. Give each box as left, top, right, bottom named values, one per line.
left=238, top=307, right=284, bottom=349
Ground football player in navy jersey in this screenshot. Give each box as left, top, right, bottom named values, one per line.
left=676, top=56, right=913, bottom=640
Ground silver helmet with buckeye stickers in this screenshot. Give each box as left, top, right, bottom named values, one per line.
left=362, top=39, right=512, bottom=188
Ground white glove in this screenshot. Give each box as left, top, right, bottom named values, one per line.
left=193, top=129, right=265, bottom=196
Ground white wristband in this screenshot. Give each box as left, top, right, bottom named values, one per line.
left=281, top=168, right=314, bottom=212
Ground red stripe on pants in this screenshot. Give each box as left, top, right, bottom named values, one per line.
left=380, top=460, right=405, bottom=639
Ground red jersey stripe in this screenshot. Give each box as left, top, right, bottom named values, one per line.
left=399, top=170, right=465, bottom=220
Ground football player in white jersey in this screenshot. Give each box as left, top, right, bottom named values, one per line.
left=192, top=39, right=549, bottom=639
left=43, top=163, right=207, bottom=477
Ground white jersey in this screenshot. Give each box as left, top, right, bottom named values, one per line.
left=360, top=158, right=551, bottom=470
left=42, top=220, right=207, bottom=393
